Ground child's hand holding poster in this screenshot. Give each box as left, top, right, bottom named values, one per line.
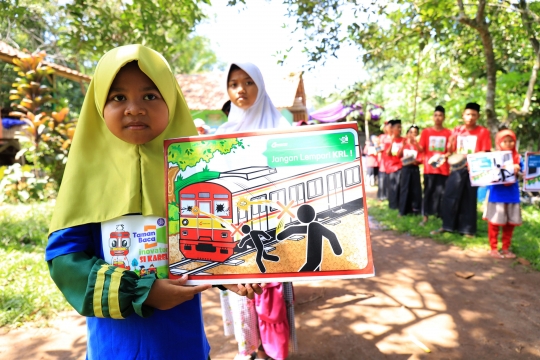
left=164, top=123, right=374, bottom=284
left=524, top=152, right=540, bottom=191
left=467, top=151, right=516, bottom=187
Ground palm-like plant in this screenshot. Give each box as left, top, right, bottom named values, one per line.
left=7, top=51, right=76, bottom=188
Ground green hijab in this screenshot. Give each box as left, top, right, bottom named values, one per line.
left=49, top=45, right=196, bottom=234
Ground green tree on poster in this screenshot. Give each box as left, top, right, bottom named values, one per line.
left=167, top=138, right=245, bottom=232
left=167, top=138, right=244, bottom=171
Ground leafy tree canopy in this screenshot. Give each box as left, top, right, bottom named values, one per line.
left=0, top=0, right=217, bottom=75
left=252, top=0, right=540, bottom=150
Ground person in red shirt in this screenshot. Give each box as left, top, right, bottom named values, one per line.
left=418, top=105, right=452, bottom=225
left=397, top=125, right=423, bottom=216
left=363, top=135, right=380, bottom=187
left=432, top=102, right=492, bottom=237
left=384, top=119, right=404, bottom=209
left=377, top=122, right=391, bottom=201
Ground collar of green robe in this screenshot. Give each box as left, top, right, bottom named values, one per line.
left=49, top=44, right=196, bottom=235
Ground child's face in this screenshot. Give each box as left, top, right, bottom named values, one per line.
left=433, top=111, right=444, bottom=126
left=462, top=109, right=479, bottom=127
left=103, top=63, right=169, bottom=144
left=408, top=127, right=418, bottom=138
left=392, top=124, right=402, bottom=137
left=500, top=135, right=515, bottom=151
left=227, top=69, right=258, bottom=110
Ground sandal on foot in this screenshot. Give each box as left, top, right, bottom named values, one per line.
left=489, top=249, right=504, bottom=259
left=501, top=250, right=517, bottom=259
left=430, top=228, right=446, bottom=235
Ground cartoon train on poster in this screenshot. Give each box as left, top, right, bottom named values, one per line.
left=170, top=161, right=364, bottom=264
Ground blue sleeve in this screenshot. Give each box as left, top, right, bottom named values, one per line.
left=46, top=223, right=155, bottom=318
left=45, top=223, right=103, bottom=261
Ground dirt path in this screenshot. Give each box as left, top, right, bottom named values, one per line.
left=2, top=192, right=540, bottom=359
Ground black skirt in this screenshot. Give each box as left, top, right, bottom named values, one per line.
left=399, top=165, right=422, bottom=216
left=423, top=174, right=448, bottom=217
left=377, top=171, right=388, bottom=200
left=367, top=167, right=379, bottom=177
left=440, top=168, right=478, bottom=235
left=388, top=169, right=401, bottom=210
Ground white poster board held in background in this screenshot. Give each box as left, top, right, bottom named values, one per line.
left=524, top=152, right=540, bottom=191
left=467, top=151, right=515, bottom=187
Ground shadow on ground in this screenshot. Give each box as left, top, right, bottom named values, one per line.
left=204, top=221, right=540, bottom=360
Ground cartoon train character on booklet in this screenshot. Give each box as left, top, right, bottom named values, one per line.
left=176, top=161, right=364, bottom=265
left=109, top=224, right=131, bottom=269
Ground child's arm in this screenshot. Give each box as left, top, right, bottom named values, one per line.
left=222, top=283, right=263, bottom=298
left=385, top=139, right=394, bottom=156
left=144, top=276, right=211, bottom=310
left=48, top=251, right=157, bottom=318
left=396, top=142, right=405, bottom=158
left=47, top=225, right=210, bottom=318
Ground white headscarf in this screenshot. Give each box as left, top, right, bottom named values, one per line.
left=215, top=62, right=290, bottom=134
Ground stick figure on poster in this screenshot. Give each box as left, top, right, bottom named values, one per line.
left=493, top=156, right=514, bottom=182
left=277, top=204, right=343, bottom=272
left=238, top=224, right=279, bottom=273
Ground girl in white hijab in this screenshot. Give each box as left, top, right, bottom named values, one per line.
left=216, top=62, right=290, bottom=134
left=218, top=63, right=294, bottom=360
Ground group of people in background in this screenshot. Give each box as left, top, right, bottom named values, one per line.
left=364, top=102, right=523, bottom=259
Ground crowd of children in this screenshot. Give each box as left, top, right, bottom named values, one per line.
left=364, top=103, right=523, bottom=260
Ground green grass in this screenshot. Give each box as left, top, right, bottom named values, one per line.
left=366, top=198, right=540, bottom=271
left=0, top=202, right=70, bottom=327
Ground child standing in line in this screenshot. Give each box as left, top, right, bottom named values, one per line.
left=397, top=125, right=423, bottom=216
left=384, top=119, right=404, bottom=210
left=364, top=135, right=380, bottom=187
left=433, top=102, right=492, bottom=237
left=418, top=105, right=452, bottom=225
left=483, top=129, right=522, bottom=259
left=45, top=45, right=261, bottom=360
left=378, top=121, right=391, bottom=201
left=216, top=62, right=292, bottom=360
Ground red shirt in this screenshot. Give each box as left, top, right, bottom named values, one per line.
left=419, top=127, right=452, bottom=175
left=402, top=142, right=422, bottom=166
left=379, top=134, right=391, bottom=172
left=383, top=137, right=404, bottom=173
left=451, top=125, right=492, bottom=154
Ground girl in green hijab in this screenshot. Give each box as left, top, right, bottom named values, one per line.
left=45, top=45, right=260, bottom=360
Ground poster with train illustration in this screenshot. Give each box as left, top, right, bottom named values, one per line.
left=524, top=152, right=540, bottom=191
left=467, top=151, right=516, bottom=187
left=164, top=123, right=374, bottom=285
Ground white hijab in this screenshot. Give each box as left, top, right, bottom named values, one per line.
left=215, top=62, right=290, bottom=134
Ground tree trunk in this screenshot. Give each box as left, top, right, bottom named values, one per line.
left=522, top=49, right=540, bottom=113
left=479, top=28, right=498, bottom=137
left=519, top=0, right=540, bottom=114
left=456, top=0, right=499, bottom=137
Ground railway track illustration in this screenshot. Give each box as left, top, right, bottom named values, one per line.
left=169, top=199, right=364, bottom=276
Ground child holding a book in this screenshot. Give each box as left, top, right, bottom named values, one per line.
left=45, top=45, right=261, bottom=359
